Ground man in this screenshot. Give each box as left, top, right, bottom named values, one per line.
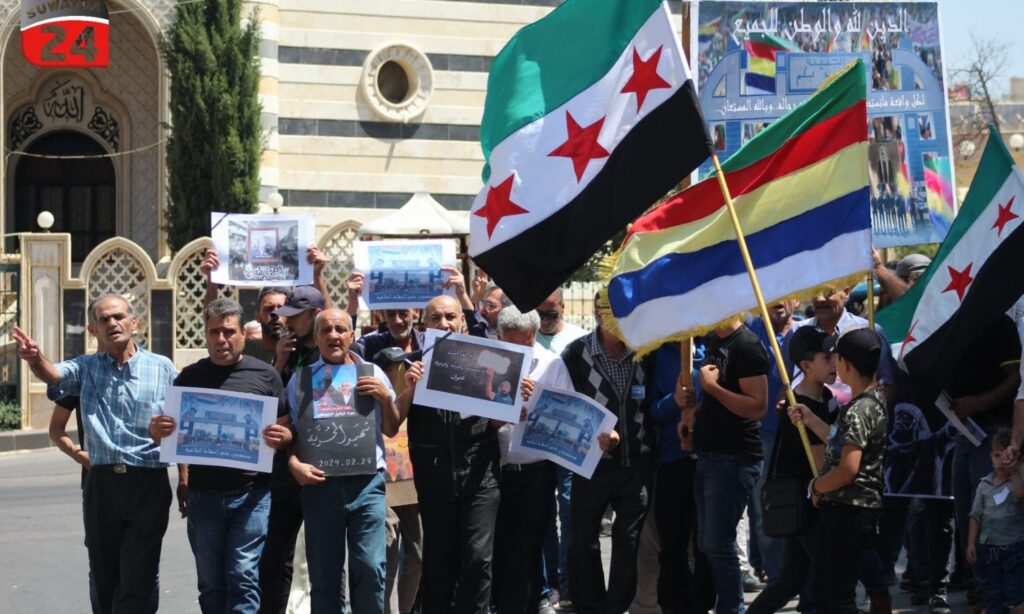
left=149, top=298, right=293, bottom=613
left=287, top=308, right=400, bottom=612
left=356, top=307, right=421, bottom=361
left=535, top=288, right=588, bottom=354
left=245, top=320, right=263, bottom=341
left=689, top=319, right=769, bottom=614
left=473, top=283, right=510, bottom=338
left=13, top=294, right=177, bottom=613
left=397, top=294, right=502, bottom=612
left=260, top=285, right=326, bottom=613
left=533, top=288, right=588, bottom=606
left=562, top=305, right=656, bottom=614
left=491, top=306, right=574, bottom=614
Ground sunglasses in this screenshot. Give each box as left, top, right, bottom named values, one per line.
left=537, top=310, right=560, bottom=321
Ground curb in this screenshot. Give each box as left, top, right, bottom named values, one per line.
left=0, top=429, right=63, bottom=453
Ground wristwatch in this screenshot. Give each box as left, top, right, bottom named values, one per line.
left=809, top=478, right=824, bottom=498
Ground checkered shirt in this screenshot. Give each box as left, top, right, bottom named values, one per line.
left=585, top=330, right=635, bottom=401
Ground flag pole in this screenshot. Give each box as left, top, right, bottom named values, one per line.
left=867, top=272, right=876, bottom=329
left=708, top=153, right=819, bottom=476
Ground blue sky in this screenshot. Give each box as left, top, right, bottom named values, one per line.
left=941, top=0, right=1023, bottom=97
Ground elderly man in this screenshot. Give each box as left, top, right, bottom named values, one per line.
left=13, top=294, right=177, bottom=614
left=491, top=306, right=574, bottom=614
left=472, top=283, right=510, bottom=338
left=149, top=298, right=292, bottom=613
left=287, top=308, right=400, bottom=612
left=398, top=294, right=502, bottom=612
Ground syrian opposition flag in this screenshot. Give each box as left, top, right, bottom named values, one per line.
left=469, top=0, right=710, bottom=310
left=878, top=126, right=1024, bottom=401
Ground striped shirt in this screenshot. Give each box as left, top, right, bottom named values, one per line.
left=47, top=348, right=178, bottom=467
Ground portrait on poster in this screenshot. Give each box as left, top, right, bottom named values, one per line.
left=295, top=364, right=379, bottom=477
left=353, top=239, right=457, bottom=310
left=414, top=329, right=532, bottom=422
left=160, top=387, right=278, bottom=473
left=210, top=212, right=315, bottom=286
left=510, top=383, right=617, bottom=479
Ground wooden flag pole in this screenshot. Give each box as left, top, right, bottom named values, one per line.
left=866, top=272, right=876, bottom=329
left=709, top=153, right=819, bottom=476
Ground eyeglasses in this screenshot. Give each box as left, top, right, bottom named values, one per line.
left=480, top=300, right=501, bottom=310
left=537, top=310, right=560, bottom=321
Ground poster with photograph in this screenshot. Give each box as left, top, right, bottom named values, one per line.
left=294, top=364, right=379, bottom=477
left=210, top=212, right=315, bottom=286
left=353, top=239, right=457, bottom=310
left=414, top=329, right=532, bottom=422
left=510, top=383, right=618, bottom=479
left=884, top=401, right=956, bottom=499
left=693, top=1, right=955, bottom=248
left=160, top=387, right=278, bottom=473
left=384, top=419, right=417, bottom=506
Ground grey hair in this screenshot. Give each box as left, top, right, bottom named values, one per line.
left=485, top=283, right=512, bottom=307
left=313, top=309, right=353, bottom=336
left=497, top=305, right=540, bottom=336
left=204, top=298, right=244, bottom=326
left=89, top=294, right=132, bottom=324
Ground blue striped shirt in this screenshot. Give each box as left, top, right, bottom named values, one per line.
left=47, top=349, right=178, bottom=467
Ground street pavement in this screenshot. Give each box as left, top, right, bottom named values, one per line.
left=1, top=447, right=974, bottom=613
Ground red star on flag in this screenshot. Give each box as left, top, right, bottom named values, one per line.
left=898, top=319, right=918, bottom=360
left=941, top=263, right=974, bottom=302
left=992, top=195, right=1019, bottom=236
left=548, top=111, right=610, bottom=182
left=621, top=45, right=671, bottom=112
left=473, top=174, right=529, bottom=238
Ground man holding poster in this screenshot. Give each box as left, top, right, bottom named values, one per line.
left=149, top=298, right=292, bottom=613
left=286, top=308, right=400, bottom=613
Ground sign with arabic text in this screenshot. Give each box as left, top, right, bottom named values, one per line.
left=21, top=0, right=109, bottom=68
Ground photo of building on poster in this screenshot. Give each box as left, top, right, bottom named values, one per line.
left=693, top=1, right=954, bottom=248
left=210, top=212, right=315, bottom=286
left=160, top=387, right=278, bottom=473
left=353, top=239, right=458, bottom=310
left=511, top=384, right=617, bottom=479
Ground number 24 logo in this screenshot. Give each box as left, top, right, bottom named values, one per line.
left=41, top=24, right=100, bottom=63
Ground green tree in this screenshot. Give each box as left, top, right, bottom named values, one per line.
left=164, top=0, right=263, bottom=252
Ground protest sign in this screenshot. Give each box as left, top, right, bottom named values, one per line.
left=384, top=420, right=417, bottom=507
left=414, top=329, right=531, bottom=423
left=160, top=387, right=277, bottom=473
left=353, top=239, right=457, bottom=310
left=210, top=212, right=315, bottom=286
left=884, top=401, right=955, bottom=499
left=293, top=364, right=379, bottom=477
left=510, top=383, right=617, bottom=479
left=693, top=1, right=954, bottom=248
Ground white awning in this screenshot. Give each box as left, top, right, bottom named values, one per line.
left=357, top=192, right=469, bottom=236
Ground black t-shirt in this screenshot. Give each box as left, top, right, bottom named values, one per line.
left=174, top=356, right=287, bottom=492
left=694, top=325, right=771, bottom=458
left=773, top=389, right=835, bottom=482
left=948, top=315, right=1021, bottom=431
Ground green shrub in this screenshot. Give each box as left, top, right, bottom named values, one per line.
left=0, top=401, right=20, bottom=431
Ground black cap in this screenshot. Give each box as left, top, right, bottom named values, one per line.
left=273, top=286, right=326, bottom=317
left=824, top=327, right=881, bottom=378
left=788, top=326, right=830, bottom=366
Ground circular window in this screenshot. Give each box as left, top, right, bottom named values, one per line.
left=361, top=44, right=434, bottom=122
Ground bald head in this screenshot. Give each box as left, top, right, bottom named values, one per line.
left=424, top=295, right=464, bottom=332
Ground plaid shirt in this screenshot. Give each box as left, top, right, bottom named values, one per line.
left=585, top=330, right=635, bottom=401
left=48, top=348, right=177, bottom=467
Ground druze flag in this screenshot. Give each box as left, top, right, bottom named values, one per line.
left=469, top=0, right=710, bottom=310
left=878, top=125, right=1024, bottom=402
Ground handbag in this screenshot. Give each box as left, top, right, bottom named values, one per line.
left=760, top=423, right=809, bottom=538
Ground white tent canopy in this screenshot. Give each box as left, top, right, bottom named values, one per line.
left=357, top=191, right=470, bottom=236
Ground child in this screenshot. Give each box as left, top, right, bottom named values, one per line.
left=967, top=428, right=1024, bottom=614
left=788, top=327, right=888, bottom=614
left=748, top=326, right=837, bottom=614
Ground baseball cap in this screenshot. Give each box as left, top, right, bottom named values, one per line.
left=788, top=326, right=830, bottom=367
left=273, top=286, right=325, bottom=317
left=896, top=254, right=931, bottom=281
left=824, top=327, right=881, bottom=378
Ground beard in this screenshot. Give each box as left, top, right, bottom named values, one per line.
left=261, top=321, right=282, bottom=341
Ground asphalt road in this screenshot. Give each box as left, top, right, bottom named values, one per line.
left=1, top=447, right=975, bottom=613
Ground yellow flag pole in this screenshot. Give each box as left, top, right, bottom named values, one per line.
left=709, top=153, right=819, bottom=476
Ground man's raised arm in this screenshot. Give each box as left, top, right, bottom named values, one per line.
left=12, top=325, right=62, bottom=384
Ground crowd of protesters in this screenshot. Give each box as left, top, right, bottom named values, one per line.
left=16, top=245, right=1024, bottom=614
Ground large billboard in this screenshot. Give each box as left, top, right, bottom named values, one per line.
left=693, top=2, right=954, bottom=248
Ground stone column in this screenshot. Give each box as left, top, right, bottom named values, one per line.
left=245, top=0, right=281, bottom=204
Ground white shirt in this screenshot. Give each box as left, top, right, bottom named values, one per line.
left=537, top=322, right=588, bottom=356
left=497, top=345, right=573, bottom=465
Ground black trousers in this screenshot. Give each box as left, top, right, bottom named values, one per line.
left=813, top=502, right=880, bottom=614
left=748, top=522, right=815, bottom=614
left=493, top=462, right=556, bottom=614
left=569, top=456, right=654, bottom=614
left=83, top=466, right=171, bottom=614
left=418, top=486, right=501, bottom=613
left=258, top=473, right=304, bottom=614
left=654, top=457, right=715, bottom=614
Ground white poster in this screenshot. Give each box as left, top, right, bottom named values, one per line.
left=414, top=329, right=532, bottom=423
left=160, top=386, right=278, bottom=473
left=510, top=382, right=617, bottom=479
left=210, top=212, right=315, bottom=286
left=353, top=239, right=458, bottom=310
